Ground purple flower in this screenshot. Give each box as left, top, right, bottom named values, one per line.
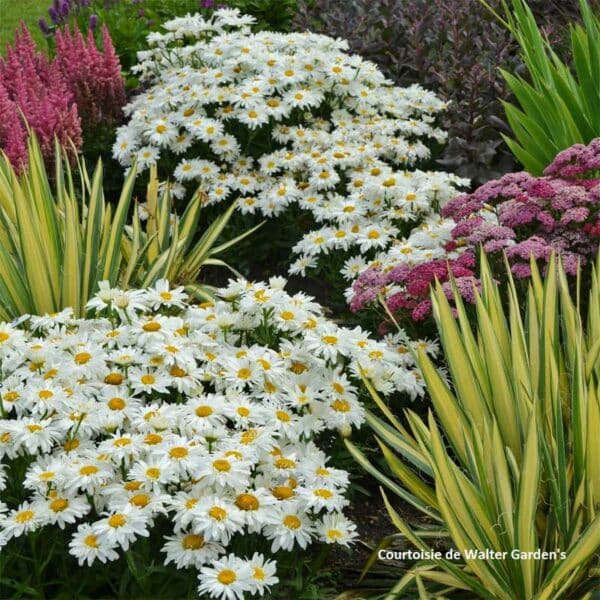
left=59, top=0, right=71, bottom=18
left=441, top=276, right=481, bottom=304
left=560, top=207, right=589, bottom=225
left=38, top=18, right=50, bottom=35
left=506, top=237, right=552, bottom=261
left=89, top=14, right=99, bottom=30
left=483, top=238, right=511, bottom=253
left=511, top=262, right=531, bottom=278
left=536, top=211, right=556, bottom=232
left=411, top=300, right=433, bottom=321
left=48, top=6, right=60, bottom=24
left=560, top=252, right=584, bottom=275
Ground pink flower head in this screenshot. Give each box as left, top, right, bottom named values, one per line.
left=0, top=23, right=82, bottom=168
left=54, top=24, right=126, bottom=131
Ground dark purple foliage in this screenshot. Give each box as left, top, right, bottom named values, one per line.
left=294, top=0, right=583, bottom=185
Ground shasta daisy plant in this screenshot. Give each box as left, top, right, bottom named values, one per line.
left=0, top=277, right=433, bottom=598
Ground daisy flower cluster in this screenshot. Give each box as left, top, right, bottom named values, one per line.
left=0, top=278, right=434, bottom=599
left=113, top=8, right=467, bottom=276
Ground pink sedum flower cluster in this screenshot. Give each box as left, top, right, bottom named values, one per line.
left=442, top=138, right=600, bottom=278
left=351, top=251, right=478, bottom=322
left=351, top=138, right=600, bottom=324
left=0, top=23, right=124, bottom=171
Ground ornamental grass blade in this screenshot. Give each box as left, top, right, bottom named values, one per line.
left=376, top=438, right=438, bottom=511
left=365, top=411, right=431, bottom=476
left=344, top=440, right=438, bottom=520
left=430, top=280, right=489, bottom=426
left=61, top=190, right=81, bottom=315
left=12, top=168, right=57, bottom=315
left=81, top=160, right=105, bottom=308
left=101, top=161, right=137, bottom=283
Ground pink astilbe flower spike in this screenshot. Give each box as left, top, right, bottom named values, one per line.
left=54, top=24, right=126, bottom=131
left=0, top=23, right=82, bottom=168
left=0, top=82, right=27, bottom=170
left=0, top=23, right=125, bottom=171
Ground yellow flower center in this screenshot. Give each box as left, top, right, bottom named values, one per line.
left=80, top=465, right=98, bottom=476
left=169, top=447, right=189, bottom=459
left=182, top=534, right=204, bottom=550
left=15, top=510, right=35, bottom=523
left=276, top=410, right=291, bottom=422
left=185, top=498, right=199, bottom=510
left=124, top=480, right=142, bottom=491
left=104, top=373, right=124, bottom=385
left=275, top=458, right=295, bottom=469
left=143, top=322, right=161, bottom=332
left=108, top=514, right=127, bottom=528
left=213, top=459, right=231, bottom=472
left=146, top=468, right=161, bottom=480
left=130, top=494, right=150, bottom=508
left=74, top=352, right=92, bottom=364
left=237, top=368, right=252, bottom=380
left=144, top=433, right=163, bottom=445
left=108, top=397, right=126, bottom=411
left=314, top=488, right=333, bottom=499
left=283, top=515, right=301, bottom=529
left=217, top=570, right=237, bottom=585
left=290, top=362, right=307, bottom=374
left=272, top=486, right=295, bottom=500
left=235, top=493, right=259, bottom=511
left=170, top=366, right=187, bottom=377
left=84, top=534, right=98, bottom=548
left=208, top=506, right=227, bottom=521
left=50, top=498, right=69, bottom=512
left=240, top=429, right=257, bottom=444
left=141, top=374, right=156, bottom=385
left=321, top=335, right=338, bottom=345
left=64, top=438, right=79, bottom=451
left=196, top=406, right=213, bottom=417
left=331, top=399, right=351, bottom=413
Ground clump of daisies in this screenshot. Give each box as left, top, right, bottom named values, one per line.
left=113, top=8, right=468, bottom=277
left=0, top=278, right=434, bottom=599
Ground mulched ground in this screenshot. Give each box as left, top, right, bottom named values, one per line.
left=321, top=483, right=438, bottom=599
